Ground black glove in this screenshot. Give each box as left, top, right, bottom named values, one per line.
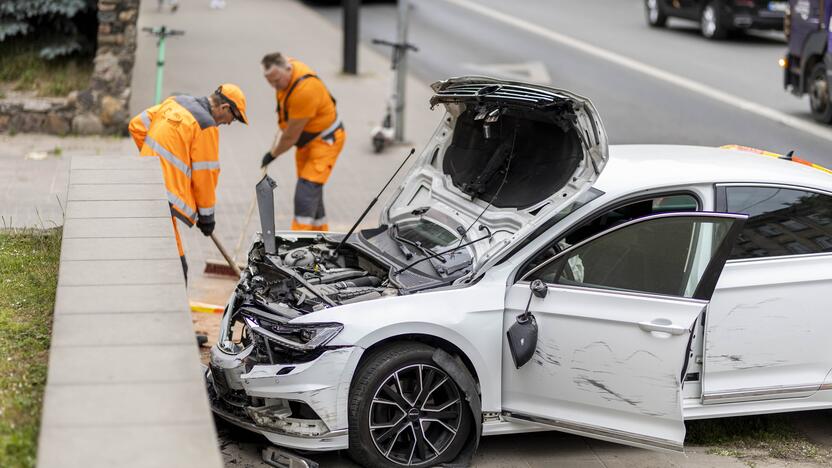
left=261, top=151, right=275, bottom=168
left=197, top=218, right=215, bottom=237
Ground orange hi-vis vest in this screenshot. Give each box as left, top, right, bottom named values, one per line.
left=128, top=95, right=220, bottom=226
left=276, top=59, right=340, bottom=146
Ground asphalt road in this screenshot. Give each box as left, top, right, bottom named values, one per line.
left=315, top=0, right=832, bottom=165
left=216, top=2, right=832, bottom=466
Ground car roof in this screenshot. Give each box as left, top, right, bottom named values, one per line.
left=594, top=145, right=832, bottom=197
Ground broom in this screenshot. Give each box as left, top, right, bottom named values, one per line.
left=204, top=168, right=267, bottom=277
left=206, top=233, right=241, bottom=277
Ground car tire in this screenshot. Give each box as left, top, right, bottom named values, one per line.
left=348, top=342, right=473, bottom=468
left=808, top=62, right=832, bottom=124
left=700, top=1, right=728, bottom=40
left=645, top=0, right=667, bottom=27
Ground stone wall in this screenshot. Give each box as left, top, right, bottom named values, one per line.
left=0, top=0, right=140, bottom=136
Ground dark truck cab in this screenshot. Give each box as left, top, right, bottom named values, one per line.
left=783, top=0, right=832, bottom=123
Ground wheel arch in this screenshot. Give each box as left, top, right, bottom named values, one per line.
left=798, top=31, right=829, bottom=93
left=355, top=333, right=482, bottom=388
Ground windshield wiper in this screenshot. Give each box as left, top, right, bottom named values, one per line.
left=394, top=232, right=490, bottom=277
left=391, top=224, right=446, bottom=262
left=389, top=225, right=444, bottom=276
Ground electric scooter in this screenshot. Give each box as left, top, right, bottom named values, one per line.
left=142, top=26, right=185, bottom=105
left=370, top=38, right=418, bottom=153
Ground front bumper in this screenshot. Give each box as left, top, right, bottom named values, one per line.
left=728, top=7, right=784, bottom=30
left=207, top=345, right=361, bottom=451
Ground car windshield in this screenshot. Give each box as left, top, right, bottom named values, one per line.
left=394, top=219, right=459, bottom=249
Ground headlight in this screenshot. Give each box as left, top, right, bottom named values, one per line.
left=244, top=316, right=343, bottom=352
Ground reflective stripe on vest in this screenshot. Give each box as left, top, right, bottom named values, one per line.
left=192, top=160, right=220, bottom=171
left=167, top=190, right=196, bottom=221
left=145, top=136, right=192, bottom=178
left=140, top=111, right=151, bottom=129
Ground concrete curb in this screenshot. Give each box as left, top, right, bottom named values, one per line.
left=36, top=156, right=222, bottom=468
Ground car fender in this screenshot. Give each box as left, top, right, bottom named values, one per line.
left=294, top=278, right=507, bottom=414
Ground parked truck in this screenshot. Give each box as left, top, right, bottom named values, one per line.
left=783, top=0, right=832, bottom=123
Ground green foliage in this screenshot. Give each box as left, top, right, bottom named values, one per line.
left=0, top=38, right=93, bottom=96
left=0, top=0, right=97, bottom=59
left=0, top=228, right=61, bottom=468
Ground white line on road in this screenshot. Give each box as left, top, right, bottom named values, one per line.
left=442, top=0, right=832, bottom=144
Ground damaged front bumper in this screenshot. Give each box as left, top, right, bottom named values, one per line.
left=206, top=345, right=361, bottom=451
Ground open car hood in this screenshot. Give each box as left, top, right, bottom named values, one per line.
left=380, top=76, right=608, bottom=267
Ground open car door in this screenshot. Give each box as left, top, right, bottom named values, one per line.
left=501, top=212, right=746, bottom=451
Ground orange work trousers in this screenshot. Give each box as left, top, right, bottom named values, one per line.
left=291, top=128, right=346, bottom=231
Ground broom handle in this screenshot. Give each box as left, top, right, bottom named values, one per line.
left=232, top=167, right=268, bottom=261
left=210, top=233, right=241, bottom=276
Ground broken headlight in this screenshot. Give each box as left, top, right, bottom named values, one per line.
left=243, top=315, right=343, bottom=352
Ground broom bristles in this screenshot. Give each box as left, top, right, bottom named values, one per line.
left=204, top=259, right=244, bottom=277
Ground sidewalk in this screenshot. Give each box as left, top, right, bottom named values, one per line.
left=130, top=0, right=440, bottom=304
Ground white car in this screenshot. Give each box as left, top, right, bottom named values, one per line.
left=207, top=77, right=832, bottom=468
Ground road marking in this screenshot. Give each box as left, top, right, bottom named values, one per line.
left=442, top=0, right=832, bottom=144
left=462, top=61, right=552, bottom=84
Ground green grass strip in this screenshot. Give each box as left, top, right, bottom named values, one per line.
left=0, top=228, right=61, bottom=468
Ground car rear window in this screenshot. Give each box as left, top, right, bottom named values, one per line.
left=723, top=186, right=832, bottom=259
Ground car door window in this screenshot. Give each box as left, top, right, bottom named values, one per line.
left=722, top=186, right=832, bottom=259
left=521, top=194, right=698, bottom=276
left=526, top=215, right=736, bottom=298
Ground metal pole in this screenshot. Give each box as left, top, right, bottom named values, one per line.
left=394, top=0, right=409, bottom=142
left=343, top=0, right=360, bottom=74
left=154, top=27, right=167, bottom=104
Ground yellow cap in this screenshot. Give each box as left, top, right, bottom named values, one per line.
left=216, top=83, right=248, bottom=125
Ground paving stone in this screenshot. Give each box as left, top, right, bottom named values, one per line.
left=45, top=344, right=203, bottom=385
left=70, top=169, right=161, bottom=184
left=67, top=183, right=165, bottom=201
left=51, top=312, right=194, bottom=347
left=65, top=200, right=170, bottom=219
left=37, top=424, right=222, bottom=468
left=58, top=259, right=184, bottom=285
left=55, top=284, right=189, bottom=314
left=70, top=155, right=154, bottom=170
left=41, top=380, right=213, bottom=428
left=63, top=217, right=173, bottom=238
left=60, top=237, right=179, bottom=261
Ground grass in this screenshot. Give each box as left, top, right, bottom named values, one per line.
left=0, top=228, right=61, bottom=468
left=0, top=40, right=93, bottom=97
left=686, top=414, right=830, bottom=464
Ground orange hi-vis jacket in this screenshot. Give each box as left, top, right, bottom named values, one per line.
left=128, top=95, right=220, bottom=226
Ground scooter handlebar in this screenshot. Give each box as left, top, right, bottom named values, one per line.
left=371, top=38, right=418, bottom=52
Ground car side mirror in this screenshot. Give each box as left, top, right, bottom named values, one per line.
left=531, top=279, right=548, bottom=299
left=506, top=280, right=548, bottom=369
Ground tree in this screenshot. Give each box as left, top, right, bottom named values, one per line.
left=0, top=0, right=97, bottom=59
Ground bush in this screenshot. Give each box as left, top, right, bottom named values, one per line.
left=0, top=0, right=97, bottom=60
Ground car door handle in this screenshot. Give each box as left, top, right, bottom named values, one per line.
left=637, top=319, right=688, bottom=335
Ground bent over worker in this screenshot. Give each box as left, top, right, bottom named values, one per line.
left=128, top=84, right=248, bottom=279
left=260, top=52, right=346, bottom=231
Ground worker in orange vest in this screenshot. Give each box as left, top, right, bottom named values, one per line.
left=259, top=52, right=346, bottom=231
left=128, top=84, right=248, bottom=279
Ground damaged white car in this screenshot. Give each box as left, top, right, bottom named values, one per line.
left=207, top=77, right=832, bottom=467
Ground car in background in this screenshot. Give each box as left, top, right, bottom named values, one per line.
left=207, top=77, right=832, bottom=468
left=645, top=0, right=787, bottom=39
left=783, top=0, right=832, bottom=123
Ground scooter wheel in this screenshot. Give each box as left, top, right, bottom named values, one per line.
left=372, top=134, right=386, bottom=153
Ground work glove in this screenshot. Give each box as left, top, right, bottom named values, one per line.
left=197, top=218, right=215, bottom=237
left=261, top=151, right=275, bottom=168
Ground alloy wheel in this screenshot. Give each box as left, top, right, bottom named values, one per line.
left=701, top=5, right=717, bottom=38
left=368, top=364, right=462, bottom=466
left=810, top=72, right=830, bottom=116
left=647, top=0, right=659, bottom=23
